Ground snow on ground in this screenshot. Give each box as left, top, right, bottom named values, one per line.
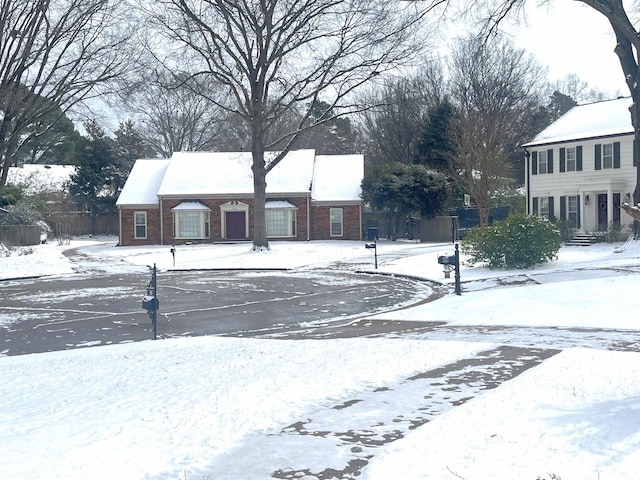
left=2, top=237, right=640, bottom=479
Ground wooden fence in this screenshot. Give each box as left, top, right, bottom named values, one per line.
left=60, top=215, right=118, bottom=236
left=1, top=215, right=118, bottom=246
left=0, top=226, right=41, bottom=246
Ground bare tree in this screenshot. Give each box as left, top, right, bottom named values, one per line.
left=116, top=71, right=240, bottom=156
left=148, top=0, right=440, bottom=249
left=551, top=74, right=610, bottom=104
left=449, top=34, right=546, bottom=226
left=359, top=62, right=447, bottom=168
left=471, top=0, right=640, bottom=206
left=0, top=0, right=135, bottom=191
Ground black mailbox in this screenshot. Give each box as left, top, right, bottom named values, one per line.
left=141, top=295, right=159, bottom=311
left=437, top=255, right=455, bottom=266
left=365, top=242, right=376, bottom=249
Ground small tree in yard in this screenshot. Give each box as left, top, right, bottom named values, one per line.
left=361, top=162, right=450, bottom=240
left=462, top=214, right=561, bottom=269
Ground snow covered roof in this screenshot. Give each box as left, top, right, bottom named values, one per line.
left=312, top=155, right=364, bottom=202
left=171, top=201, right=211, bottom=211
left=117, top=150, right=364, bottom=207
left=156, top=150, right=316, bottom=197
left=115, top=159, right=170, bottom=207
left=7, top=164, right=76, bottom=193
left=265, top=200, right=297, bottom=209
left=522, top=97, right=634, bottom=148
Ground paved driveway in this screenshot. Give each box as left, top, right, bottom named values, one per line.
left=0, top=269, right=436, bottom=356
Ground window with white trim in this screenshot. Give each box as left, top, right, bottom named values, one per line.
left=538, top=150, right=548, bottom=174
left=602, top=143, right=614, bottom=169
left=567, top=195, right=578, bottom=227
left=174, top=211, right=210, bottom=239
left=266, top=209, right=297, bottom=237
left=134, top=211, right=147, bottom=239
left=330, top=208, right=343, bottom=237
left=539, top=197, right=549, bottom=219
left=566, top=147, right=576, bottom=172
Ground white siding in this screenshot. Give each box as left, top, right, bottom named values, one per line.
left=526, top=134, right=635, bottom=231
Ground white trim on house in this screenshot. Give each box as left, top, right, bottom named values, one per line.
left=116, top=150, right=364, bottom=244
left=523, top=98, right=636, bottom=233
left=220, top=201, right=249, bottom=240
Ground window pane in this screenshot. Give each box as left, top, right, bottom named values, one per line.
left=134, top=212, right=146, bottom=239
left=603, top=144, right=613, bottom=168
left=330, top=208, right=343, bottom=236
left=538, top=151, right=547, bottom=174
left=266, top=210, right=290, bottom=236
left=568, top=195, right=578, bottom=227
left=177, top=211, right=201, bottom=238
left=539, top=198, right=549, bottom=218
left=566, top=147, right=576, bottom=171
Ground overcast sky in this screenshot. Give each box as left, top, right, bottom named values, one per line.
left=512, top=1, right=628, bottom=96
left=437, top=0, right=630, bottom=99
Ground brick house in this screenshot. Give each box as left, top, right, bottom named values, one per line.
left=115, top=150, right=364, bottom=246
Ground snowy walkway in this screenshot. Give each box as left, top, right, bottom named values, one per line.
left=192, top=346, right=559, bottom=479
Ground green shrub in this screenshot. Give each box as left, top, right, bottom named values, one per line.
left=461, top=214, right=561, bottom=269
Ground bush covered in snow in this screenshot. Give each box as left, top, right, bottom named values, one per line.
left=462, top=214, right=561, bottom=269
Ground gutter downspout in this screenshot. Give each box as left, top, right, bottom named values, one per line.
left=117, top=208, right=122, bottom=246
left=359, top=200, right=363, bottom=241
left=306, top=192, right=311, bottom=241
left=524, top=149, right=531, bottom=215
left=160, top=198, right=164, bottom=245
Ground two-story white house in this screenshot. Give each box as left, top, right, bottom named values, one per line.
left=522, top=97, right=637, bottom=234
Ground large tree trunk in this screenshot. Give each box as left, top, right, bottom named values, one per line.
left=251, top=147, right=269, bottom=251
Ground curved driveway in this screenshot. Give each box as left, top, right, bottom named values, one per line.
left=0, top=268, right=436, bottom=356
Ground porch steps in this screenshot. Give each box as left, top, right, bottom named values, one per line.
left=565, top=233, right=598, bottom=246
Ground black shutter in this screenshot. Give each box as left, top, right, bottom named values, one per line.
left=559, top=148, right=566, bottom=172
left=560, top=196, right=567, bottom=220
left=533, top=197, right=538, bottom=215
left=547, top=149, right=554, bottom=173
left=614, top=141, right=621, bottom=168
left=532, top=151, right=538, bottom=175
left=548, top=196, right=555, bottom=220
left=595, top=144, right=602, bottom=170
left=577, top=146, right=583, bottom=171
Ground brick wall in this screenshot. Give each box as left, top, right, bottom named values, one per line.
left=310, top=204, right=362, bottom=240
left=119, top=208, right=161, bottom=246
left=120, top=198, right=360, bottom=245
left=162, top=197, right=310, bottom=245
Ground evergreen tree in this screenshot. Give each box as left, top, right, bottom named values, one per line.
left=414, top=100, right=458, bottom=171
left=16, top=108, right=82, bottom=165
left=113, top=121, right=151, bottom=196
left=294, top=101, right=358, bottom=154
left=68, top=120, right=117, bottom=216
left=361, top=162, right=450, bottom=240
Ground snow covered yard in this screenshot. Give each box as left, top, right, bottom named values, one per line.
left=1, top=237, right=640, bottom=479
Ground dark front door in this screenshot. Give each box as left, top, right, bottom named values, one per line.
left=226, top=211, right=246, bottom=239
left=597, top=193, right=608, bottom=230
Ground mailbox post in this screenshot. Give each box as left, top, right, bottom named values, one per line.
left=365, top=239, right=378, bottom=269
left=437, top=244, right=462, bottom=295
left=141, top=263, right=159, bottom=339
left=454, top=243, right=461, bottom=295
